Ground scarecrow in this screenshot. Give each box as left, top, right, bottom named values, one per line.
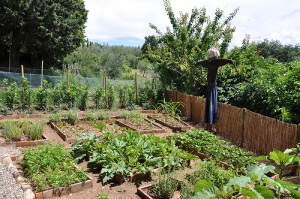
left=196, top=46, right=235, bottom=126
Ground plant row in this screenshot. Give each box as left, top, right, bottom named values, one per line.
left=171, top=129, right=256, bottom=170
left=72, top=131, right=196, bottom=184
left=0, top=76, right=163, bottom=114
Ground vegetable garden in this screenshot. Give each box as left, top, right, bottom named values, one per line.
left=1, top=95, right=300, bottom=199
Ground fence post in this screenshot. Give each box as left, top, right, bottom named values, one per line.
left=135, top=72, right=138, bottom=104
left=21, top=65, right=24, bottom=78
left=41, top=60, right=44, bottom=86
left=240, top=108, right=246, bottom=147
left=297, top=125, right=300, bottom=144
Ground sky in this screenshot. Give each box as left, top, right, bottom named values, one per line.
left=84, top=0, right=300, bottom=47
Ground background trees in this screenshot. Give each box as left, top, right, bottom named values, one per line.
left=142, top=0, right=238, bottom=95
left=0, top=0, right=88, bottom=68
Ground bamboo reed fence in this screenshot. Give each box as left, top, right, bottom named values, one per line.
left=166, top=90, right=299, bottom=155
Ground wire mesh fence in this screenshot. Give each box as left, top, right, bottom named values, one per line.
left=0, top=67, right=156, bottom=93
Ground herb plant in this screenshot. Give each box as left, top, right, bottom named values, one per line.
left=151, top=172, right=178, bottom=199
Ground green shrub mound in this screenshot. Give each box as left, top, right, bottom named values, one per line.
left=22, top=143, right=87, bottom=192
left=72, top=130, right=196, bottom=184
left=172, top=129, right=256, bottom=170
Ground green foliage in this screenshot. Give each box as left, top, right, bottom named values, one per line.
left=151, top=172, right=178, bottom=199
left=256, top=39, right=300, bottom=63
left=72, top=133, right=100, bottom=162
left=75, top=130, right=196, bottom=184
left=94, top=87, right=105, bottom=109
left=172, top=129, right=256, bottom=170
left=2, top=123, right=23, bottom=141
left=49, top=113, right=62, bottom=122
left=142, top=0, right=238, bottom=94
left=119, top=111, right=142, bottom=119
left=65, top=110, right=79, bottom=125
left=20, top=77, right=34, bottom=111
left=0, top=120, right=43, bottom=141
left=107, top=83, right=115, bottom=109
left=2, top=79, right=19, bottom=110
left=218, top=43, right=300, bottom=123
left=22, top=143, right=87, bottom=192
left=78, top=84, right=90, bottom=111
left=118, top=85, right=127, bottom=108
left=89, top=121, right=106, bottom=132
left=0, top=0, right=88, bottom=68
left=36, top=81, right=52, bottom=111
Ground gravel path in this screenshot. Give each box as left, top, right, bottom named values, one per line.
left=0, top=146, right=23, bottom=199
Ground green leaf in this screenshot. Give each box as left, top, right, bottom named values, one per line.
left=254, top=186, right=274, bottom=199
left=227, top=176, right=251, bottom=188
left=194, top=180, right=213, bottom=193
left=241, top=187, right=259, bottom=199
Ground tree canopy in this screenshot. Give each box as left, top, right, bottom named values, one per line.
left=0, top=0, right=88, bottom=68
left=142, top=0, right=238, bottom=95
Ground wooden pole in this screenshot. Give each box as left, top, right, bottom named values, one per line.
left=135, top=72, right=138, bottom=104
left=67, top=64, right=70, bottom=89
left=103, top=71, right=107, bottom=108
left=21, top=65, right=24, bottom=78
left=41, top=60, right=44, bottom=86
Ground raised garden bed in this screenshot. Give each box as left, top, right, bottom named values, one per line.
left=49, top=120, right=120, bottom=144
left=115, top=118, right=165, bottom=134
left=147, top=114, right=192, bottom=132
left=7, top=143, right=93, bottom=199
left=0, top=120, right=48, bottom=147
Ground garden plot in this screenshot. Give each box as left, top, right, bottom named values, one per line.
left=0, top=119, right=48, bottom=147
left=8, top=143, right=92, bottom=198
left=147, top=114, right=192, bottom=132
left=49, top=120, right=123, bottom=144
left=115, top=111, right=165, bottom=134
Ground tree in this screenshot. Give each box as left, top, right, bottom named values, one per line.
left=142, top=0, right=238, bottom=95
left=0, top=0, right=88, bottom=68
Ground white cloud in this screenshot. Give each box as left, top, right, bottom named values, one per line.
left=84, top=0, right=300, bottom=46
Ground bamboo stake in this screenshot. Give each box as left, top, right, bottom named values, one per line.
left=21, top=65, right=24, bottom=78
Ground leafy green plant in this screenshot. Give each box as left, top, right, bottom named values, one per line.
left=49, top=113, right=62, bottom=122
left=20, top=77, right=34, bottom=111
left=22, top=143, right=87, bottom=192
left=94, top=87, right=104, bottom=109
left=85, top=112, right=98, bottom=121
left=2, top=79, right=19, bottom=110
left=96, top=194, right=109, bottom=199
left=24, top=123, right=44, bottom=141
left=96, top=111, right=109, bottom=120
left=107, top=83, right=115, bottom=109
left=172, top=129, right=256, bottom=170
left=65, top=110, right=79, bottom=125
left=118, top=85, right=127, bottom=108
left=72, top=133, right=100, bottom=162
left=151, top=172, right=178, bottom=199
left=2, top=123, right=23, bottom=141
left=36, top=80, right=52, bottom=111
left=89, top=121, right=106, bottom=131
left=85, top=130, right=196, bottom=184
left=257, top=149, right=299, bottom=179
left=78, top=85, right=89, bottom=111
left=119, top=111, right=142, bottom=119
